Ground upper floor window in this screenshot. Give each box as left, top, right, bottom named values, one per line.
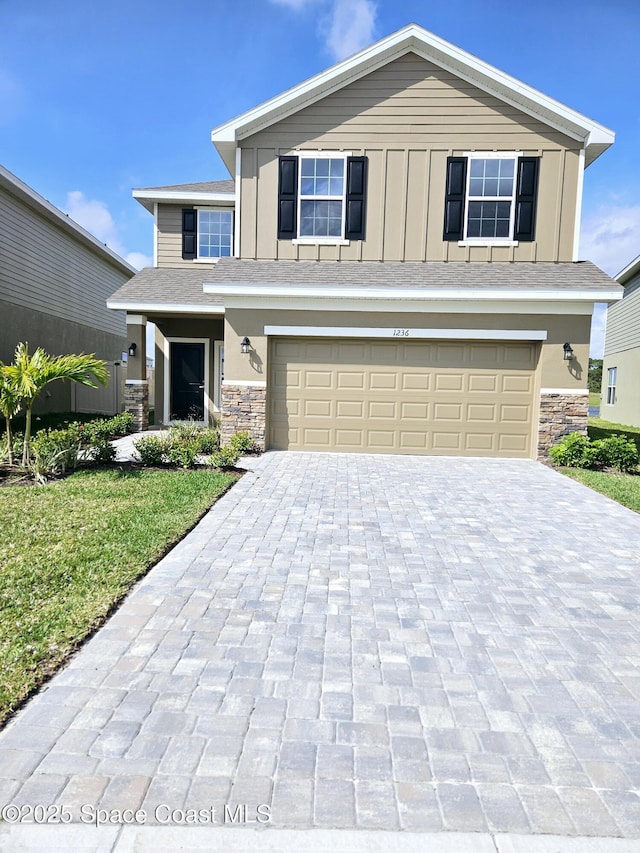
left=198, top=210, right=233, bottom=258
left=181, top=208, right=233, bottom=260
left=299, top=156, right=346, bottom=239
left=443, top=154, right=539, bottom=245
left=607, top=366, right=617, bottom=405
left=278, top=153, right=367, bottom=243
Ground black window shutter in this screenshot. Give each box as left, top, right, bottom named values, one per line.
left=182, top=208, right=197, bottom=259
left=514, top=157, right=540, bottom=242
left=443, top=157, right=467, bottom=241
left=345, top=156, right=368, bottom=241
left=277, top=156, right=298, bottom=239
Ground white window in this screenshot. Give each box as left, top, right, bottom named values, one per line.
left=607, top=366, right=617, bottom=405
left=465, top=155, right=517, bottom=241
left=298, top=155, right=347, bottom=239
left=198, top=209, right=233, bottom=258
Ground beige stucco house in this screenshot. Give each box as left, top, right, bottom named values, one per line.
left=109, top=24, right=621, bottom=457
left=0, top=164, right=136, bottom=414
left=601, top=254, right=640, bottom=427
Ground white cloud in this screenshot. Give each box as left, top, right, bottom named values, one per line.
left=64, top=190, right=151, bottom=270
left=580, top=203, right=640, bottom=277
left=323, top=0, right=377, bottom=61
left=269, top=0, right=377, bottom=62
left=589, top=303, right=607, bottom=360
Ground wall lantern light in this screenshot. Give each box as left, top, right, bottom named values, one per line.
left=563, top=342, right=574, bottom=361
left=128, top=342, right=137, bottom=357
left=241, top=336, right=251, bottom=354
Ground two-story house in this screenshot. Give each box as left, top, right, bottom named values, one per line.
left=1, top=164, right=136, bottom=414
left=108, top=24, right=620, bottom=458
left=600, top=253, right=640, bottom=427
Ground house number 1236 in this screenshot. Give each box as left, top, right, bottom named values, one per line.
left=392, top=329, right=410, bottom=337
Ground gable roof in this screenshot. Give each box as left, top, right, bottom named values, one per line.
left=132, top=180, right=235, bottom=213
left=211, top=23, right=614, bottom=173
left=0, top=164, right=136, bottom=276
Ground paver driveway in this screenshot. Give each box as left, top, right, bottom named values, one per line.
left=1, top=453, right=639, bottom=839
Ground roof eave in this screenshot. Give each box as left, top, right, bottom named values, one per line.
left=615, top=253, right=640, bottom=285
left=132, top=188, right=235, bottom=214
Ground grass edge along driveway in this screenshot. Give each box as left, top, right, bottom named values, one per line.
left=0, top=467, right=236, bottom=727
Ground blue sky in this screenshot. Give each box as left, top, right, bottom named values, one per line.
left=1, top=0, right=639, bottom=356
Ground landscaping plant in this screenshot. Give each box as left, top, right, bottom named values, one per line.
left=550, top=431, right=639, bottom=473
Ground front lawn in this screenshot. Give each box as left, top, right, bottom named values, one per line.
left=561, top=468, right=640, bottom=514
left=588, top=417, right=640, bottom=451
left=0, top=467, right=236, bottom=726
left=588, top=392, right=600, bottom=408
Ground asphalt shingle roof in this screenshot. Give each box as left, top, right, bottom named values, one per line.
left=109, top=260, right=620, bottom=307
left=134, top=180, right=235, bottom=194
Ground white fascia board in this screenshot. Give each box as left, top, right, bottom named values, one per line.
left=264, top=325, right=548, bottom=341
left=615, top=253, right=640, bottom=284
left=210, top=23, right=614, bottom=167
left=203, top=282, right=623, bottom=302
left=0, top=165, right=137, bottom=276
left=107, top=300, right=225, bottom=314
left=132, top=189, right=235, bottom=213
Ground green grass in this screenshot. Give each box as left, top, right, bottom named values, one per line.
left=588, top=417, right=640, bottom=451
left=0, top=467, right=236, bottom=725
left=588, top=392, right=600, bottom=407
left=561, top=467, right=640, bottom=513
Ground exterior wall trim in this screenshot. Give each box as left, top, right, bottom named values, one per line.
left=126, top=314, right=147, bottom=325
left=263, top=325, right=548, bottom=341
left=108, top=301, right=225, bottom=314
left=125, top=379, right=147, bottom=385
left=222, top=379, right=267, bottom=388
left=204, top=283, right=621, bottom=302
left=540, top=387, right=589, bottom=394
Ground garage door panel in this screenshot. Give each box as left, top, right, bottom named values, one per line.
left=336, top=400, right=364, bottom=418
left=502, top=374, right=533, bottom=393
left=435, top=373, right=464, bottom=392
left=401, top=402, right=429, bottom=419
left=369, top=401, right=397, bottom=418
left=269, top=338, right=537, bottom=458
left=306, top=371, right=334, bottom=389
left=304, top=399, right=331, bottom=417
left=402, top=373, right=431, bottom=391
left=337, top=371, right=365, bottom=389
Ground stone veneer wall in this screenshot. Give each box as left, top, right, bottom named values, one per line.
left=538, top=392, right=588, bottom=457
left=221, top=384, right=267, bottom=450
left=124, top=381, right=149, bottom=432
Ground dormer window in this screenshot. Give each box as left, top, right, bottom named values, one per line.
left=182, top=208, right=233, bottom=260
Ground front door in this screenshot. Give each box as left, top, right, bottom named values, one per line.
left=170, top=342, right=205, bottom=421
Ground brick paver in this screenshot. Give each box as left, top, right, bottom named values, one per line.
left=1, top=452, right=639, bottom=837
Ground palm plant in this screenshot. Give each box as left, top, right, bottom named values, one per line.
left=0, top=367, right=22, bottom=465
left=5, top=343, right=109, bottom=466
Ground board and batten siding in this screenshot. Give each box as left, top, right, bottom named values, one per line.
left=238, top=52, right=581, bottom=263
left=603, top=274, right=640, bottom=356
left=0, top=184, right=127, bottom=338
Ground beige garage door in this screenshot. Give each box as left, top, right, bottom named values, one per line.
left=269, top=338, right=538, bottom=457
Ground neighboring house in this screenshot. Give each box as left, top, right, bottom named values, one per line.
left=108, top=24, right=621, bottom=458
left=601, top=254, right=640, bottom=427
left=0, top=164, right=136, bottom=414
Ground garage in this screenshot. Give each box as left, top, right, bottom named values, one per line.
left=268, top=337, right=539, bottom=457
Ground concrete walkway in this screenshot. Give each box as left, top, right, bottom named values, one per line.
left=1, top=453, right=639, bottom=849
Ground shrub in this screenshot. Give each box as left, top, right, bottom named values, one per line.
left=107, top=412, right=134, bottom=436
left=548, top=432, right=598, bottom=469
left=133, top=435, right=170, bottom=466
left=30, top=425, right=83, bottom=478
left=229, top=430, right=255, bottom=454
left=594, top=434, right=639, bottom=472
left=169, top=421, right=204, bottom=442
left=194, top=426, right=220, bottom=455
left=85, top=438, right=116, bottom=464
left=211, top=445, right=240, bottom=469
left=167, top=439, right=200, bottom=469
